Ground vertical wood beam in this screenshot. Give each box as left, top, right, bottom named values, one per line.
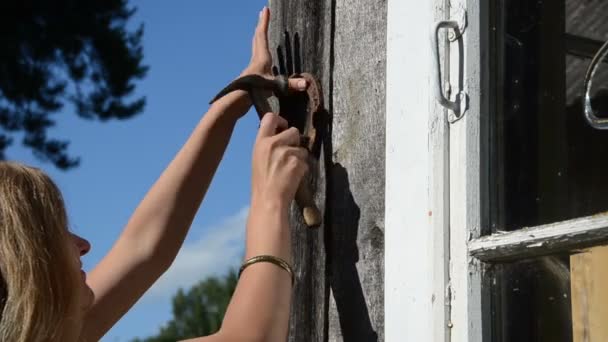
left=268, top=1, right=386, bottom=341
left=268, top=1, right=333, bottom=340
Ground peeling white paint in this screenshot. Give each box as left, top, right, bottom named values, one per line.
left=470, top=214, right=608, bottom=262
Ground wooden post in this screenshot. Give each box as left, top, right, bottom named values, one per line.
left=571, top=246, right=608, bottom=342
left=268, top=1, right=386, bottom=340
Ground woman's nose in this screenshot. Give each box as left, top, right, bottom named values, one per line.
left=72, top=233, right=91, bottom=256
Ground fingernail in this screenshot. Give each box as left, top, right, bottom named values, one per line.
left=298, top=80, right=307, bottom=90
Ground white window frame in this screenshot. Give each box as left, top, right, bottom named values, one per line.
left=385, top=0, right=434, bottom=340
left=386, top=0, right=608, bottom=341
left=446, top=0, right=486, bottom=341
left=386, top=0, right=446, bottom=340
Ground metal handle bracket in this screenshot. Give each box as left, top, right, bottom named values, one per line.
left=433, top=16, right=469, bottom=123
left=448, top=7, right=468, bottom=42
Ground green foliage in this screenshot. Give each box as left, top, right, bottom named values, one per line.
left=0, top=0, right=148, bottom=169
left=132, top=270, right=238, bottom=342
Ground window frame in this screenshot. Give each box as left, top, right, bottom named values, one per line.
left=444, top=0, right=487, bottom=340
left=385, top=0, right=440, bottom=340
left=385, top=0, right=608, bottom=341
left=448, top=0, right=608, bottom=341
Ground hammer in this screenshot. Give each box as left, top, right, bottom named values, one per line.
left=210, top=74, right=322, bottom=228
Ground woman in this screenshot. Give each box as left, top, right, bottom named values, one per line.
left=0, top=7, right=308, bottom=342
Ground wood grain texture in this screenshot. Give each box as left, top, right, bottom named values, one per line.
left=571, top=246, right=608, bottom=342
left=328, top=0, right=385, bottom=341
left=268, top=1, right=332, bottom=341
left=469, top=213, right=608, bottom=262
left=267, top=0, right=386, bottom=341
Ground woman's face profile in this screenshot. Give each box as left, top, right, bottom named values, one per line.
left=68, top=233, right=94, bottom=311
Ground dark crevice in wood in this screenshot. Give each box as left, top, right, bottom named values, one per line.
left=284, top=31, right=294, bottom=76
left=322, top=1, right=336, bottom=340
left=322, top=110, right=333, bottom=342
left=294, top=32, right=303, bottom=75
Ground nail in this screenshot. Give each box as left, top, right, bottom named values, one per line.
left=297, top=80, right=307, bottom=90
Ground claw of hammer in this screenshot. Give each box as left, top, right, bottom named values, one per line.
left=210, top=73, right=322, bottom=229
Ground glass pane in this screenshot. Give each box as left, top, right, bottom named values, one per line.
left=490, top=245, right=608, bottom=342
left=490, top=0, right=608, bottom=232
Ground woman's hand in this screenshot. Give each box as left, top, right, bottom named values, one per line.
left=243, top=7, right=273, bottom=77
left=242, top=7, right=308, bottom=90
left=247, top=8, right=309, bottom=210
left=213, top=7, right=307, bottom=120
left=251, top=112, right=309, bottom=211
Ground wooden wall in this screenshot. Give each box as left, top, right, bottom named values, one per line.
left=268, top=1, right=386, bottom=340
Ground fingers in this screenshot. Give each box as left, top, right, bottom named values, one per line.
left=273, top=127, right=302, bottom=147
left=255, top=7, right=270, bottom=54
left=282, top=147, right=310, bottom=176
left=288, top=78, right=309, bottom=92
left=258, top=113, right=288, bottom=138
left=284, top=146, right=308, bottom=161
left=259, top=113, right=309, bottom=148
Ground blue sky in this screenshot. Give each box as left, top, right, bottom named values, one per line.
left=7, top=1, right=267, bottom=340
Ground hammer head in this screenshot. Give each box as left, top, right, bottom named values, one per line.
left=210, top=73, right=322, bottom=152
left=210, top=72, right=325, bottom=228
left=210, top=75, right=289, bottom=118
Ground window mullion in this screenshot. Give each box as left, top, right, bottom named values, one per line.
left=447, top=0, right=487, bottom=341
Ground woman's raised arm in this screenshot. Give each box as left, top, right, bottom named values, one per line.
left=80, top=7, right=306, bottom=341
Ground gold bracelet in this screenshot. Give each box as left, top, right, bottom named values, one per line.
left=239, top=255, right=295, bottom=286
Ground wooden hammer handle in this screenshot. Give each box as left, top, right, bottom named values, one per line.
left=251, top=88, right=322, bottom=228
left=295, top=177, right=322, bottom=228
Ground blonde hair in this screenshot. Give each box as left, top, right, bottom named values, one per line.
left=0, top=161, right=80, bottom=341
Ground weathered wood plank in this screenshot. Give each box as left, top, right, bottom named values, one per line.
left=469, top=213, right=608, bottom=262
left=328, top=0, right=386, bottom=341
left=268, top=0, right=386, bottom=341
left=571, top=246, right=608, bottom=342
left=268, top=1, right=333, bottom=341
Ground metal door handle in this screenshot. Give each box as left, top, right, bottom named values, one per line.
left=432, top=20, right=468, bottom=123
left=584, top=39, right=608, bottom=129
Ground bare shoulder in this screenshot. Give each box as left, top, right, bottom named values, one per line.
left=180, top=333, right=260, bottom=342
left=179, top=334, right=224, bottom=342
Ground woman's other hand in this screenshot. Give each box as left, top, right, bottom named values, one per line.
left=244, top=7, right=273, bottom=77
left=251, top=112, right=309, bottom=210
left=214, top=7, right=307, bottom=120
left=242, top=7, right=307, bottom=91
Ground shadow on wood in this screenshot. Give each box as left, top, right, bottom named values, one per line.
left=328, top=163, right=378, bottom=342
left=319, top=108, right=378, bottom=342
left=274, top=32, right=310, bottom=135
